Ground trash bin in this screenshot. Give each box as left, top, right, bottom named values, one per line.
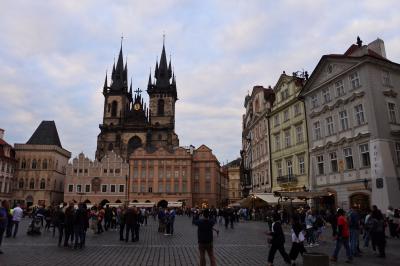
left=303, top=252, right=329, bottom=266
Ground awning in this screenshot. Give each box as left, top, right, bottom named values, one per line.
left=253, top=193, right=279, bottom=204
left=274, top=190, right=332, bottom=199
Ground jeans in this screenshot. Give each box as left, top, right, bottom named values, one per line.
left=363, top=231, right=370, bottom=247
left=57, top=224, right=64, bottom=246
left=199, top=243, right=216, bottom=266
left=349, top=229, right=360, bottom=256
left=332, top=237, right=352, bottom=260
left=119, top=223, right=125, bottom=240
left=12, top=221, right=20, bottom=238
left=306, top=228, right=315, bottom=244
left=73, top=225, right=84, bottom=248
left=0, top=227, right=5, bottom=248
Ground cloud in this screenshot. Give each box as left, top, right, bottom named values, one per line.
left=1, top=0, right=400, bottom=163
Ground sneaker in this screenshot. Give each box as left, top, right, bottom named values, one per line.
left=313, top=243, right=319, bottom=246
left=309, top=243, right=315, bottom=247
left=330, top=257, right=337, bottom=262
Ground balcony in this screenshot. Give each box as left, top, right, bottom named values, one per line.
left=276, top=175, right=298, bottom=186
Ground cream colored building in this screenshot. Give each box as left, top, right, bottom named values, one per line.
left=64, top=151, right=129, bottom=204
left=14, top=121, right=71, bottom=207
left=0, top=129, right=16, bottom=203
left=270, top=73, right=309, bottom=192
left=223, top=158, right=242, bottom=204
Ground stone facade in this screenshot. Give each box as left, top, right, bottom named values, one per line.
left=241, top=86, right=275, bottom=196
left=223, top=158, right=242, bottom=204
left=270, top=73, right=309, bottom=192
left=64, top=151, right=129, bottom=204
left=13, top=121, right=71, bottom=206
left=300, top=38, right=400, bottom=211
left=0, top=129, right=16, bottom=203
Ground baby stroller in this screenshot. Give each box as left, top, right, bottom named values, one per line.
left=27, top=215, right=42, bottom=235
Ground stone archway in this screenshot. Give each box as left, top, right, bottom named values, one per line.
left=349, top=192, right=370, bottom=211
left=128, top=136, right=142, bottom=155
left=26, top=195, right=34, bottom=207
left=100, top=199, right=110, bottom=207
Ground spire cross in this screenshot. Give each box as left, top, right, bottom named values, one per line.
left=134, top=88, right=142, bottom=95
left=121, top=33, right=124, bottom=45
left=163, top=32, right=165, bottom=46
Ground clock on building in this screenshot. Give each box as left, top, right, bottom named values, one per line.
left=133, top=103, right=141, bottom=111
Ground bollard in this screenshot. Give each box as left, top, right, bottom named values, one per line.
left=303, top=252, right=329, bottom=266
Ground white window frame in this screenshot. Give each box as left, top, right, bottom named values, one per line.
left=330, top=152, right=338, bottom=173
left=294, top=103, right=301, bottom=116
left=317, top=155, right=324, bottom=175
left=396, top=143, right=400, bottom=165
left=284, top=130, right=291, bottom=148
left=335, top=80, right=345, bottom=97
left=326, top=116, right=334, bottom=136
left=85, top=184, right=91, bottom=193
left=354, top=104, right=365, bottom=126
left=339, top=110, right=349, bottom=131
left=101, top=184, right=108, bottom=193
left=274, top=115, right=280, bottom=127
left=110, top=184, right=116, bottom=193
left=277, top=161, right=282, bottom=177
left=314, top=121, right=321, bottom=140
left=382, top=70, right=391, bottom=86
left=76, top=184, right=82, bottom=193
left=322, top=88, right=331, bottom=103
left=275, top=134, right=280, bottom=151
left=343, top=147, right=354, bottom=170
left=283, top=110, right=289, bottom=121
left=349, top=72, right=360, bottom=89
left=68, top=184, right=74, bottom=193
left=119, top=184, right=125, bottom=193
left=311, top=94, right=319, bottom=109
left=388, top=102, right=397, bottom=124
left=296, top=125, right=303, bottom=143
left=298, top=156, right=305, bottom=175
left=359, top=144, right=370, bottom=167
left=286, top=160, right=293, bottom=176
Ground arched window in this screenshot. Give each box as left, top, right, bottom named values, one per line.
left=111, top=101, right=118, bottom=117
left=32, top=159, right=37, bottom=169
left=42, top=159, right=48, bottom=169
left=108, top=143, right=113, bottom=151
left=19, top=179, right=24, bottom=189
left=29, top=178, right=35, bottom=189
left=107, top=103, right=111, bottom=113
left=21, top=159, right=26, bottom=169
left=40, top=179, right=45, bottom=189
left=157, top=99, right=164, bottom=115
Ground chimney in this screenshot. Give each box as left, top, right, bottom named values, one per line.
left=367, top=38, right=386, bottom=59
left=0, top=128, right=4, bottom=140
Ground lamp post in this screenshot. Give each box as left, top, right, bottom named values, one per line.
left=363, top=178, right=369, bottom=190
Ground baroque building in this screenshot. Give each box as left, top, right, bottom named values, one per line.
left=14, top=121, right=71, bottom=206
left=0, top=129, right=16, bottom=203
left=241, top=86, right=275, bottom=197
left=269, top=73, right=309, bottom=192
left=300, top=37, right=400, bottom=211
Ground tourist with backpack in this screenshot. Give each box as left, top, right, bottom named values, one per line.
left=331, top=208, right=352, bottom=263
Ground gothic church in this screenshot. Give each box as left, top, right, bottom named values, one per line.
left=96, top=42, right=179, bottom=161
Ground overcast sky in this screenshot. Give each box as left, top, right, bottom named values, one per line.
left=1, top=0, right=399, bottom=163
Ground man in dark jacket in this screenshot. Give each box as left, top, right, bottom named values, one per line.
left=64, top=202, right=75, bottom=247
left=0, top=200, right=9, bottom=254
left=54, top=205, right=66, bottom=247
left=194, top=209, right=216, bottom=266
left=73, top=203, right=88, bottom=249
left=125, top=207, right=139, bottom=242
left=267, top=214, right=291, bottom=265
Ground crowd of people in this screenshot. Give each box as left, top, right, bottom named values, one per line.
left=0, top=199, right=399, bottom=266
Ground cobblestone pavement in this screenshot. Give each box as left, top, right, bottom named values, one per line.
left=0, top=216, right=399, bottom=266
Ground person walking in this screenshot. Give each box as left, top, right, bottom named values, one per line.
left=267, top=214, right=291, bottom=266
left=125, top=207, right=139, bottom=242
left=54, top=205, right=65, bottom=247
left=348, top=207, right=361, bottom=257
left=194, top=209, right=216, bottom=266
left=0, top=200, right=9, bottom=254
left=118, top=206, right=126, bottom=241
left=331, top=209, right=352, bottom=263
left=11, top=203, right=23, bottom=238
left=289, top=215, right=306, bottom=266
left=170, top=208, right=176, bottom=235
left=370, top=208, right=386, bottom=258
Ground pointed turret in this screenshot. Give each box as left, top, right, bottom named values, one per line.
left=103, top=72, right=108, bottom=95
left=154, top=60, right=159, bottom=79
left=168, top=56, right=172, bottom=79
left=147, top=70, right=152, bottom=89
left=116, top=44, right=124, bottom=73
left=172, top=72, right=176, bottom=86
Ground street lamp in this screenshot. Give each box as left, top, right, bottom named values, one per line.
left=363, top=178, right=370, bottom=190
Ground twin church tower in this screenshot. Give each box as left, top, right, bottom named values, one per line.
left=95, top=40, right=179, bottom=160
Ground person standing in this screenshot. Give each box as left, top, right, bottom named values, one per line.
left=64, top=202, right=75, bottom=247
left=118, top=206, right=126, bottom=241
left=370, top=208, right=386, bottom=258
left=267, top=215, right=291, bottom=266
left=305, top=210, right=316, bottom=247
left=170, top=208, right=176, bottom=235
left=133, top=207, right=140, bottom=241
left=54, top=205, right=66, bottom=247
left=331, top=209, right=352, bottom=263
left=125, top=207, right=136, bottom=242
left=289, top=215, right=306, bottom=266
left=194, top=209, right=216, bottom=266
left=11, top=203, right=23, bottom=238
left=0, top=200, right=9, bottom=254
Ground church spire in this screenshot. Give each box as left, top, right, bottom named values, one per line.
left=103, top=71, right=108, bottom=95
left=155, top=37, right=171, bottom=88
left=116, top=43, right=124, bottom=73
left=148, top=69, right=152, bottom=89
left=168, top=55, right=172, bottom=79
